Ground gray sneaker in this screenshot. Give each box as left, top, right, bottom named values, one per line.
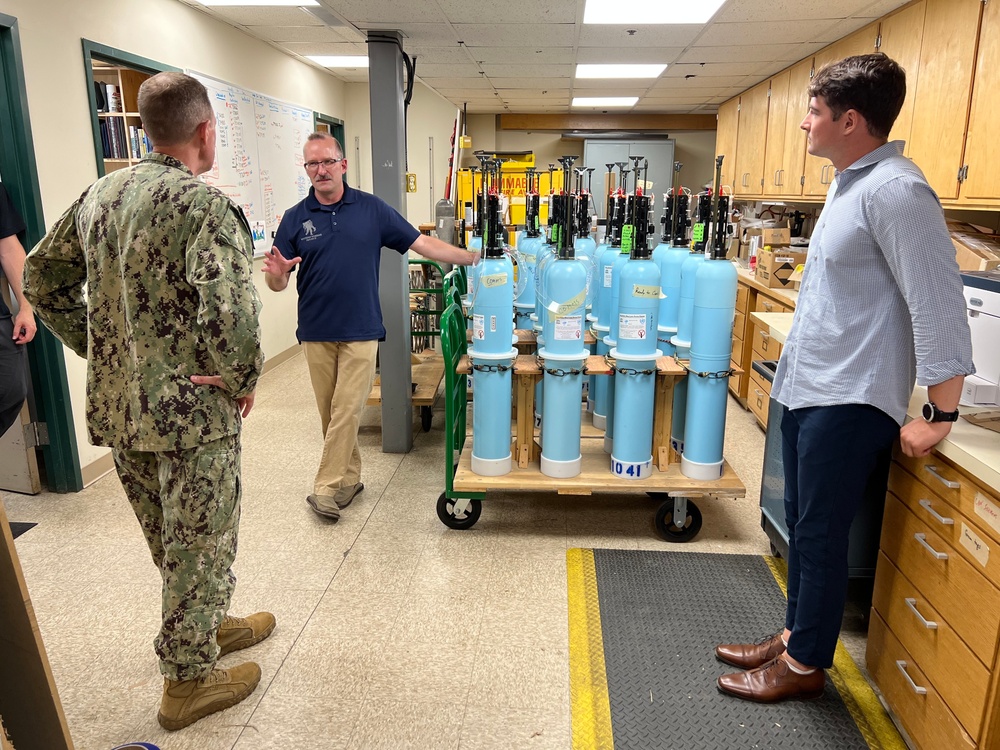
left=306, top=494, right=340, bottom=521
left=333, top=482, right=364, bottom=509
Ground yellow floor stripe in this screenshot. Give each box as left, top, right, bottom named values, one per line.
left=567, top=548, right=614, bottom=750
left=764, top=556, right=906, bottom=750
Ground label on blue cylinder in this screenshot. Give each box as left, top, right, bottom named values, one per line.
left=610, top=457, right=652, bottom=479
left=632, top=284, right=659, bottom=299
left=554, top=315, right=583, bottom=340
left=472, top=314, right=485, bottom=341
left=604, top=265, right=614, bottom=287
left=619, top=314, right=647, bottom=340
left=482, top=273, right=508, bottom=288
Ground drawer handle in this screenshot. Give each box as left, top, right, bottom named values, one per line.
left=762, top=301, right=773, bottom=312
left=918, top=498, right=954, bottom=526
left=904, top=597, right=938, bottom=629
left=914, top=533, right=949, bottom=560
left=896, top=660, right=928, bottom=695
left=924, top=465, right=960, bottom=489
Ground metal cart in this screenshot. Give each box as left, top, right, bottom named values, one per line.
left=436, top=302, right=747, bottom=540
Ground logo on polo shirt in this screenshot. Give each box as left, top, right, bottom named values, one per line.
left=301, top=219, right=322, bottom=242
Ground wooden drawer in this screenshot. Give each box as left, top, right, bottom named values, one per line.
left=733, top=308, right=747, bottom=340
left=880, top=494, right=1000, bottom=665
left=729, top=361, right=743, bottom=399
left=872, top=552, right=989, bottom=736
left=752, top=324, right=782, bottom=361
left=730, top=335, right=741, bottom=364
left=747, top=367, right=770, bottom=426
left=735, top=283, right=750, bottom=313
left=867, top=611, right=976, bottom=750
left=894, top=449, right=1000, bottom=549
left=889, top=464, right=1000, bottom=583
left=754, top=295, right=791, bottom=314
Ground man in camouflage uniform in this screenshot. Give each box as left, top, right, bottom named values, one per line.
left=24, top=72, right=274, bottom=731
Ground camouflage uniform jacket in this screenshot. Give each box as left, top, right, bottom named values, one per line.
left=23, top=153, right=263, bottom=451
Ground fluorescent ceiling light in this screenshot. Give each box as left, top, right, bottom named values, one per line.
left=197, top=0, right=318, bottom=5
left=576, top=64, right=666, bottom=79
left=572, top=97, right=638, bottom=107
left=308, top=56, right=369, bottom=68
left=583, top=0, right=727, bottom=24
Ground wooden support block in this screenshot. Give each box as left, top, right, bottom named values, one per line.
left=514, top=372, right=538, bottom=468
left=653, top=374, right=677, bottom=468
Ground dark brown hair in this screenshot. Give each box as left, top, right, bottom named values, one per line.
left=808, top=52, right=906, bottom=140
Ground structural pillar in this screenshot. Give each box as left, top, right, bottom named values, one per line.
left=367, top=30, right=412, bottom=453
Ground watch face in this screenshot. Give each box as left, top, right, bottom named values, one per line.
left=922, top=402, right=934, bottom=421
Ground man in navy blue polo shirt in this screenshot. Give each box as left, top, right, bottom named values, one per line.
left=264, top=132, right=475, bottom=521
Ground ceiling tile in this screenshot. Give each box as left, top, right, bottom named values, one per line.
left=362, top=23, right=459, bottom=45
left=481, top=64, right=574, bottom=78
left=281, top=41, right=368, bottom=55
left=405, top=46, right=475, bottom=64
left=452, top=23, right=577, bottom=47
left=464, top=46, right=576, bottom=64
left=414, top=62, right=484, bottom=77
left=209, top=6, right=323, bottom=26
left=678, top=44, right=803, bottom=64
left=575, top=47, right=683, bottom=65
left=494, top=88, right=571, bottom=96
left=714, top=0, right=873, bottom=22
left=248, top=25, right=353, bottom=43
left=576, top=25, right=701, bottom=48
left=314, top=0, right=447, bottom=24
left=487, top=76, right=572, bottom=88
left=857, top=0, right=913, bottom=19
left=434, top=0, right=577, bottom=24
left=418, top=76, right=496, bottom=89
left=698, top=19, right=841, bottom=46
left=570, top=81, right=653, bottom=94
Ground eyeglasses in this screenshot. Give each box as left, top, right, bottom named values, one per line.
left=304, top=158, right=344, bottom=171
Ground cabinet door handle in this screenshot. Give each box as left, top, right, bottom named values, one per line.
left=924, top=465, right=960, bottom=489
left=904, top=597, right=938, bottom=629
left=918, top=498, right=954, bottom=526
left=914, top=532, right=949, bottom=560
left=896, top=660, right=928, bottom=695
left=778, top=169, right=784, bottom=186
left=762, top=301, right=773, bottom=312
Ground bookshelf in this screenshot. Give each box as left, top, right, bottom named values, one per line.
left=91, top=61, right=151, bottom=173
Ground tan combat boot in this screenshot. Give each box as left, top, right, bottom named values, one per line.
left=218, top=611, right=276, bottom=656
left=157, top=661, right=261, bottom=731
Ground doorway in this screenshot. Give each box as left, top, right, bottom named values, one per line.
left=0, top=13, right=81, bottom=493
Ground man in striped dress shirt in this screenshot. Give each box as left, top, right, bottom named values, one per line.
left=714, top=53, right=975, bottom=703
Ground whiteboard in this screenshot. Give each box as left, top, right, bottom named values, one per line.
left=189, top=71, right=315, bottom=254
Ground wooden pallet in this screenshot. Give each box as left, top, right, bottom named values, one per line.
left=452, top=436, right=746, bottom=497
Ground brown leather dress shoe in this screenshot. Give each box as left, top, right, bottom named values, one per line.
left=715, top=631, right=786, bottom=669
left=717, top=656, right=826, bottom=703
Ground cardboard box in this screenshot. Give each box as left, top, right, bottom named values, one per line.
left=756, top=248, right=807, bottom=289
left=951, top=232, right=1000, bottom=272
left=744, top=225, right=791, bottom=247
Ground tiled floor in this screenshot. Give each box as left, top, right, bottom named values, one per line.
left=3, top=351, right=869, bottom=749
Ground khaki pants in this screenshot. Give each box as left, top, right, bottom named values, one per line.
left=113, top=433, right=241, bottom=681
left=302, top=340, right=378, bottom=497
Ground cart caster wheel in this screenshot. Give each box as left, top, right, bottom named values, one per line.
left=769, top=541, right=782, bottom=558
left=421, top=406, right=433, bottom=432
left=654, top=499, right=702, bottom=542
left=437, top=493, right=482, bottom=530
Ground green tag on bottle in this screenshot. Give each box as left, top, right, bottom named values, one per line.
left=621, top=224, right=634, bottom=252
left=551, top=224, right=562, bottom=246
left=692, top=223, right=705, bottom=242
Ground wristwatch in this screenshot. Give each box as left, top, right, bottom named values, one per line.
left=922, top=401, right=959, bottom=423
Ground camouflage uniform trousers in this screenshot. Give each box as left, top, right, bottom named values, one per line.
left=113, top=432, right=242, bottom=682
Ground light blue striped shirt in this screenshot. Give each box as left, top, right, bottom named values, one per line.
left=771, top=141, right=974, bottom=425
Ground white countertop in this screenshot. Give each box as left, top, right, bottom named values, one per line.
left=749, top=311, right=794, bottom=344
left=748, top=315, right=999, bottom=492
left=907, top=387, right=1000, bottom=494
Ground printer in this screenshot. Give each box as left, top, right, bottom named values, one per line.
left=961, top=270, right=1000, bottom=406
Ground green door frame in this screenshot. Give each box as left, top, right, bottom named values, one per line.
left=315, top=111, right=345, bottom=149
left=0, top=13, right=82, bottom=492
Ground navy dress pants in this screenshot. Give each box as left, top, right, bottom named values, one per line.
left=781, top=404, right=899, bottom=668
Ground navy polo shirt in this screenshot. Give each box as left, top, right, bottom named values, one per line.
left=0, top=183, right=27, bottom=318
left=274, top=185, right=420, bottom=342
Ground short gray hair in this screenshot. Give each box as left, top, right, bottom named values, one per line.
left=138, top=72, right=213, bottom=147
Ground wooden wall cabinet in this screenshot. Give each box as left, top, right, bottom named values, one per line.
left=715, top=97, right=740, bottom=192
left=879, top=1, right=927, bottom=150
left=957, top=0, right=1000, bottom=206
left=733, top=80, right=769, bottom=197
